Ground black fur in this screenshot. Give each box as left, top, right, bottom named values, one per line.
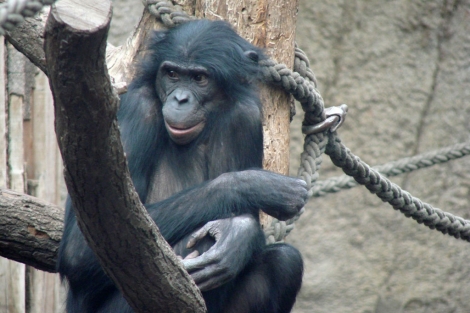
left=57, top=20, right=303, bottom=313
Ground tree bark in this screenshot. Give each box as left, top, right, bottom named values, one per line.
left=5, top=12, right=48, bottom=75
left=0, top=189, right=63, bottom=273
left=43, top=0, right=205, bottom=312
left=106, top=9, right=165, bottom=87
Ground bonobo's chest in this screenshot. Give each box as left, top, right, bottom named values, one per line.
left=145, top=144, right=207, bottom=203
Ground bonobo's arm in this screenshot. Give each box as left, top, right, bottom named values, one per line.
left=146, top=169, right=307, bottom=245
left=229, top=170, right=309, bottom=220
left=146, top=170, right=307, bottom=291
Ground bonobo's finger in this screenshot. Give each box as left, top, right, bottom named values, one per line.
left=182, top=251, right=216, bottom=273
left=198, top=277, right=229, bottom=292
left=261, top=178, right=309, bottom=220
left=186, top=225, right=210, bottom=249
left=189, top=266, right=231, bottom=291
left=183, top=250, right=200, bottom=260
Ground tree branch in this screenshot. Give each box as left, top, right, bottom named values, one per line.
left=3, top=3, right=162, bottom=92
left=43, top=0, right=205, bottom=312
left=0, top=189, right=62, bottom=272
left=5, top=14, right=48, bottom=74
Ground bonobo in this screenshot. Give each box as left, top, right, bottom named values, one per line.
left=57, top=19, right=307, bottom=313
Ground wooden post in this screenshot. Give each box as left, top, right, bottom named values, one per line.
left=7, top=42, right=27, bottom=313
left=0, top=38, right=7, bottom=187
left=0, top=37, right=9, bottom=313
left=187, top=0, right=300, bottom=228
left=4, top=41, right=64, bottom=313
left=26, top=70, right=64, bottom=313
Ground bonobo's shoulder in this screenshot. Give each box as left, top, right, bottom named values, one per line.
left=232, top=97, right=262, bottom=121
left=118, top=84, right=158, bottom=117
left=121, top=82, right=155, bottom=101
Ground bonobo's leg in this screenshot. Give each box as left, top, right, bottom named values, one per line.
left=224, top=243, right=303, bottom=313
left=96, top=292, right=133, bottom=313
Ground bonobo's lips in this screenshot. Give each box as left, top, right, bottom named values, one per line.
left=164, top=121, right=205, bottom=145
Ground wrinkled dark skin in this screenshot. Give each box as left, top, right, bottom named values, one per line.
left=169, top=170, right=308, bottom=291
left=177, top=215, right=260, bottom=291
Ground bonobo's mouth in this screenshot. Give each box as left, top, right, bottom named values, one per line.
left=164, top=121, right=205, bottom=145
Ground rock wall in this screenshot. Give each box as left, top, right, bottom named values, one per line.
left=108, top=0, right=143, bottom=46
left=289, top=0, right=470, bottom=312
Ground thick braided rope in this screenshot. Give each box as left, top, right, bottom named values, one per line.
left=145, top=0, right=194, bottom=27
left=312, top=141, right=470, bottom=197
left=0, top=0, right=54, bottom=35
left=258, top=57, right=327, bottom=189
left=294, top=44, right=317, bottom=87
left=326, top=133, right=470, bottom=242
left=258, top=55, right=327, bottom=241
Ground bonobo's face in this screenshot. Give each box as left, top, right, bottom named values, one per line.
left=156, top=61, right=222, bottom=145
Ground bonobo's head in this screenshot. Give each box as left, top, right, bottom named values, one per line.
left=138, top=20, right=266, bottom=145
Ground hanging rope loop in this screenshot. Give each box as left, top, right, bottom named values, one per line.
left=145, top=0, right=193, bottom=27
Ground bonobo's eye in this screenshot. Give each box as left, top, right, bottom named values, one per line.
left=193, top=73, right=208, bottom=85
left=167, top=70, right=178, bottom=80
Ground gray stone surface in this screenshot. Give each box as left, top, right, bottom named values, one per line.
left=108, top=0, right=144, bottom=46
left=289, top=0, right=470, bottom=312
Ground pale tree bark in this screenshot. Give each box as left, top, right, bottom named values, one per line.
left=7, top=42, right=28, bottom=313
left=0, top=38, right=7, bottom=313
left=27, top=70, right=65, bottom=313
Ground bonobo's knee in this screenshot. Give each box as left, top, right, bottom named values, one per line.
left=264, top=243, right=303, bottom=312
left=266, top=243, right=302, bottom=278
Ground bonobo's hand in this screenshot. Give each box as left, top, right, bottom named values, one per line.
left=251, top=172, right=308, bottom=220
left=182, top=215, right=261, bottom=292
left=215, top=170, right=308, bottom=221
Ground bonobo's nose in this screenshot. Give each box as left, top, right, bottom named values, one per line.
left=174, top=90, right=191, bottom=105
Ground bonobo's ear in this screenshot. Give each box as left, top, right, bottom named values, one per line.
left=244, top=50, right=259, bottom=63
left=149, top=30, right=167, bottom=46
